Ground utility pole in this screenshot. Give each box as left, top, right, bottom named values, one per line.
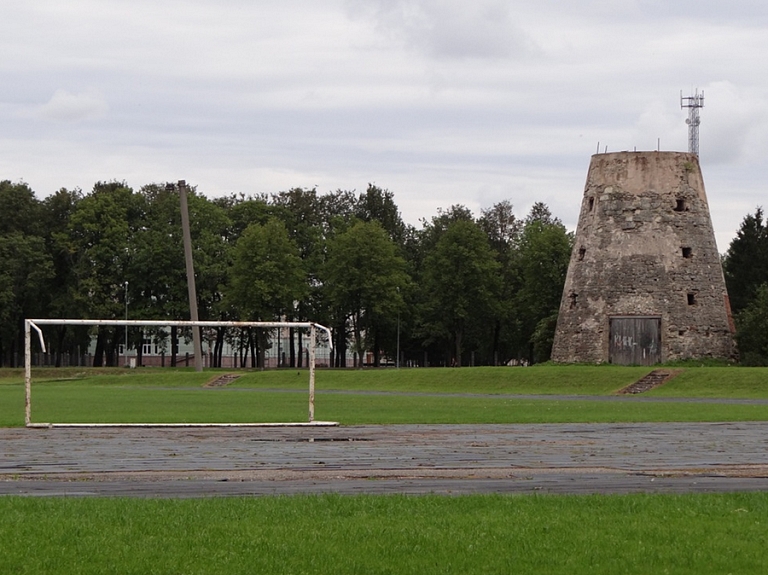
left=177, top=180, right=203, bottom=372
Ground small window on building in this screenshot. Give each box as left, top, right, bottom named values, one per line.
left=674, top=198, right=687, bottom=212
left=588, top=197, right=595, bottom=212
left=682, top=247, right=693, bottom=258
left=687, top=293, right=696, bottom=305
left=142, top=338, right=152, bottom=355
left=569, top=292, right=578, bottom=309
left=578, top=247, right=586, bottom=261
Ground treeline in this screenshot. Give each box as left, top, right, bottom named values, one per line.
left=0, top=180, right=573, bottom=368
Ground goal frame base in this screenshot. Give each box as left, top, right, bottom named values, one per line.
left=26, top=422, right=339, bottom=429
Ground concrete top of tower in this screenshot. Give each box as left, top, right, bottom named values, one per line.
left=586, top=151, right=705, bottom=199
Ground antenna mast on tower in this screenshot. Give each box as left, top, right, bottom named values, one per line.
left=681, top=89, right=704, bottom=156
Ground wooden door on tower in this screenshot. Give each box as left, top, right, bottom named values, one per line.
left=609, top=316, right=661, bottom=365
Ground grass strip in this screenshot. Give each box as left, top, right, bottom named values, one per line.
left=1, top=493, right=767, bottom=574
left=4, top=383, right=768, bottom=426
left=5, top=365, right=768, bottom=398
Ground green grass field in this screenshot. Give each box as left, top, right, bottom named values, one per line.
left=2, top=365, right=768, bottom=426
left=1, top=493, right=767, bottom=575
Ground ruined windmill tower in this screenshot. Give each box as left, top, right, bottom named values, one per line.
left=551, top=94, right=736, bottom=365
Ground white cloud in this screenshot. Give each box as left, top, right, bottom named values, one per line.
left=699, top=81, right=768, bottom=166
left=37, top=90, right=108, bottom=122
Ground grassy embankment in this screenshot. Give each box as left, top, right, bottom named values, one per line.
left=2, top=365, right=768, bottom=426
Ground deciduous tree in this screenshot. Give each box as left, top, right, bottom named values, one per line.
left=420, top=219, right=501, bottom=367
left=324, top=220, right=408, bottom=367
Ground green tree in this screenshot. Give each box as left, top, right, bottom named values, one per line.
left=723, top=208, right=768, bottom=315
left=514, top=203, right=573, bottom=363
left=479, top=200, right=523, bottom=364
left=41, top=188, right=88, bottom=365
left=0, top=180, right=43, bottom=236
left=66, top=181, right=141, bottom=366
left=229, top=218, right=306, bottom=320
left=0, top=234, right=54, bottom=366
left=226, top=218, right=305, bottom=367
left=0, top=181, right=52, bottom=365
left=355, top=184, right=406, bottom=246
left=127, top=183, right=231, bottom=366
left=271, top=188, right=328, bottom=366
left=734, top=284, right=768, bottom=365
left=324, top=220, right=408, bottom=367
left=420, top=219, right=501, bottom=367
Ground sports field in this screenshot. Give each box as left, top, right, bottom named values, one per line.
left=2, top=365, right=768, bottom=574
left=3, top=364, right=768, bottom=426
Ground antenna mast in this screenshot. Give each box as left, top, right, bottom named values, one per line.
left=681, top=89, right=704, bottom=156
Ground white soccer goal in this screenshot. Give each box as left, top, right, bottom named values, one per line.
left=24, top=319, right=337, bottom=428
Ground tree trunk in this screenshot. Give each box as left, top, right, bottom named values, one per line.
left=250, top=328, right=257, bottom=368
left=94, top=328, right=106, bottom=367
left=289, top=327, right=296, bottom=368
left=257, top=331, right=267, bottom=369
left=454, top=327, right=463, bottom=367
left=170, top=326, right=178, bottom=367
left=105, top=328, right=118, bottom=367
left=214, top=327, right=225, bottom=368
left=55, top=326, right=67, bottom=368
left=297, top=329, right=303, bottom=368
left=353, top=312, right=364, bottom=368
left=137, top=329, right=143, bottom=367
left=373, top=328, right=380, bottom=367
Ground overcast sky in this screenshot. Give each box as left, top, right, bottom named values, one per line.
left=2, top=0, right=767, bottom=249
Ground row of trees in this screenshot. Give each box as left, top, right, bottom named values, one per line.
left=0, top=180, right=573, bottom=368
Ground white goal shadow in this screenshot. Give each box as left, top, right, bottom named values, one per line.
left=24, top=319, right=338, bottom=428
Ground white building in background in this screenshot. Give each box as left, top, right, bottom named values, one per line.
left=103, top=326, right=359, bottom=368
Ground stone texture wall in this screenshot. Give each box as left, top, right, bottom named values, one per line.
left=551, top=151, right=736, bottom=364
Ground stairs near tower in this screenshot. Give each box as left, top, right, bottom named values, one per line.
left=204, top=373, right=241, bottom=388
left=617, top=369, right=681, bottom=395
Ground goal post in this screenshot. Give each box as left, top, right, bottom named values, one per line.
left=24, top=318, right=336, bottom=428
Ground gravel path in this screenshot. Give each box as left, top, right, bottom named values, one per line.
left=2, top=422, right=768, bottom=497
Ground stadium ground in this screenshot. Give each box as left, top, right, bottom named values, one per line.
left=1, top=422, right=767, bottom=497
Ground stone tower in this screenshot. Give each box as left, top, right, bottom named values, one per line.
left=551, top=151, right=736, bottom=365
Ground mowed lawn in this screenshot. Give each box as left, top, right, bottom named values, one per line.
left=1, top=493, right=767, bottom=575
left=1, top=365, right=768, bottom=426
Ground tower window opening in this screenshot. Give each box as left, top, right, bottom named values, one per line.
left=674, top=198, right=688, bottom=212
left=687, top=293, right=696, bottom=305
left=588, top=197, right=595, bottom=211
left=682, top=247, right=693, bottom=258
left=578, top=247, right=586, bottom=261
left=569, top=292, right=578, bottom=309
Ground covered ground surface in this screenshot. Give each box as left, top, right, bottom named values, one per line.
left=1, top=422, right=768, bottom=497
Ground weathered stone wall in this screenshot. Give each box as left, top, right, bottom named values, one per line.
left=551, top=151, right=736, bottom=364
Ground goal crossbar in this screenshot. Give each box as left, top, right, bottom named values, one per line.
left=24, top=319, right=337, bottom=428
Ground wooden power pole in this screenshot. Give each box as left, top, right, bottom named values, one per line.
left=177, top=180, right=204, bottom=372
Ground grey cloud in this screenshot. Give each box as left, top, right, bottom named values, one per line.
left=345, top=0, right=535, bottom=59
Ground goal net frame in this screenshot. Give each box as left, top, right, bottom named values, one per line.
left=24, top=318, right=336, bottom=428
